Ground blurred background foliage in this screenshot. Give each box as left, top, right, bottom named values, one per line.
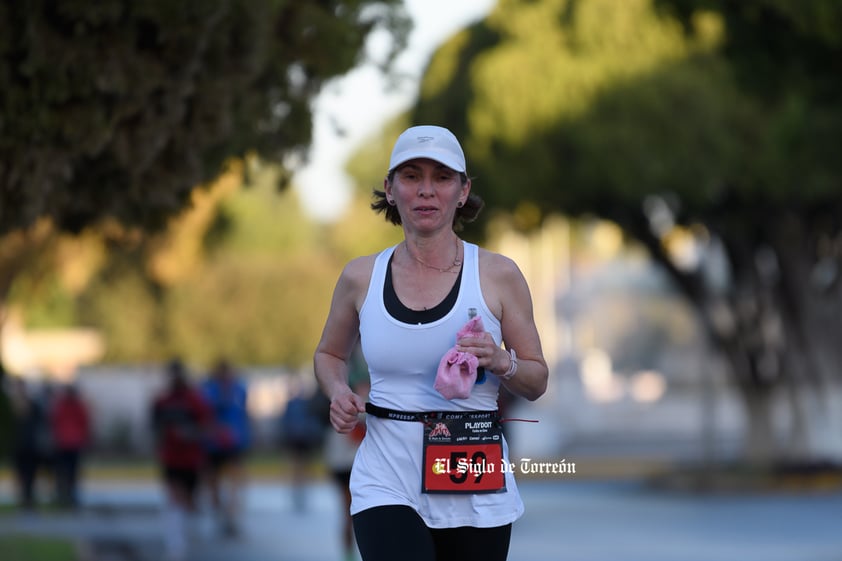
left=5, top=158, right=401, bottom=367
left=0, top=0, right=409, bottom=369
left=409, top=0, right=842, bottom=462
left=0, top=0, right=410, bottom=235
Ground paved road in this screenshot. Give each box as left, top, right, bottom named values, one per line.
left=2, top=477, right=841, bottom=561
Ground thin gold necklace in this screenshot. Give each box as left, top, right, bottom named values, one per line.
left=405, top=238, right=462, bottom=273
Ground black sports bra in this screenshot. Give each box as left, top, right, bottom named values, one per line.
left=383, top=252, right=462, bottom=324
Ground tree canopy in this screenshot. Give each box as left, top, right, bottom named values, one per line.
left=0, top=0, right=409, bottom=235
left=0, top=0, right=411, bottom=375
left=412, top=0, right=842, bottom=461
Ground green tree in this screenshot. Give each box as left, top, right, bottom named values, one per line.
left=0, top=0, right=409, bottom=235
left=412, top=0, right=842, bottom=463
left=71, top=162, right=330, bottom=366
left=0, top=0, right=410, bottom=370
left=159, top=164, right=332, bottom=366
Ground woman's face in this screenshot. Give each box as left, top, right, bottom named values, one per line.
left=386, top=158, right=469, bottom=233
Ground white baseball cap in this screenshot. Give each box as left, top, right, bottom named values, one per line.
left=388, top=125, right=466, bottom=173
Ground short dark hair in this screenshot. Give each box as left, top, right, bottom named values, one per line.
left=370, top=171, right=484, bottom=232
left=167, top=358, right=188, bottom=387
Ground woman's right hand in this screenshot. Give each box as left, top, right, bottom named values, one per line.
left=330, top=391, right=366, bottom=434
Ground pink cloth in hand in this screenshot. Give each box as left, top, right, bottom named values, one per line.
left=434, top=316, right=484, bottom=400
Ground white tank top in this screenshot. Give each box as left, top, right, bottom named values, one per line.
left=350, top=241, right=524, bottom=528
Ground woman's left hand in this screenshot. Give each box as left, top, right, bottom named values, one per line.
left=456, top=331, right=508, bottom=376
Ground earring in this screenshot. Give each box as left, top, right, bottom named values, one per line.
left=387, top=198, right=396, bottom=206
left=456, top=201, right=464, bottom=208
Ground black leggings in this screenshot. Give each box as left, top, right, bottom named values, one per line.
left=353, top=505, right=512, bottom=561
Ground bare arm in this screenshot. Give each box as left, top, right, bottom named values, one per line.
left=313, top=257, right=372, bottom=433
left=457, top=253, right=548, bottom=401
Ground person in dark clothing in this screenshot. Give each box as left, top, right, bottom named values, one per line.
left=0, top=364, right=14, bottom=469
left=151, top=359, right=212, bottom=561
left=279, top=383, right=326, bottom=512
left=49, top=383, right=92, bottom=509
left=7, top=376, right=46, bottom=511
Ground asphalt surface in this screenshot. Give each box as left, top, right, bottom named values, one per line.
left=2, top=476, right=842, bottom=561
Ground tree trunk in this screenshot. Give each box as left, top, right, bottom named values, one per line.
left=621, top=210, right=787, bottom=466
left=739, top=388, right=778, bottom=465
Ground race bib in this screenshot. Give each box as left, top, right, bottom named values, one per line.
left=421, top=412, right=506, bottom=494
